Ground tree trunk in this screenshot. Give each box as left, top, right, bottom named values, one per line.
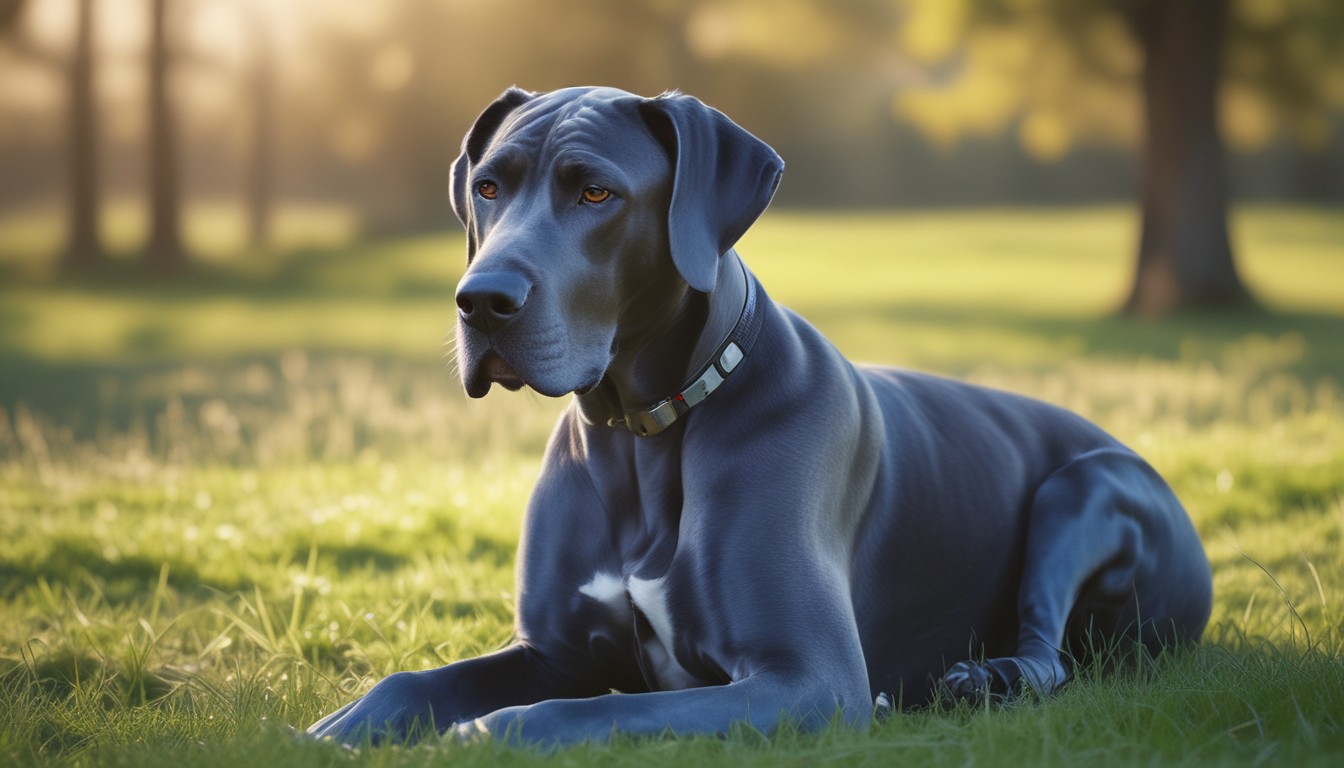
left=61, top=0, right=101, bottom=270
left=246, top=6, right=274, bottom=250
left=1124, top=0, right=1251, bottom=315
left=146, top=0, right=185, bottom=271
left=0, top=1, right=26, bottom=30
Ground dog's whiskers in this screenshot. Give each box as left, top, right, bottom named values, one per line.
left=441, top=330, right=461, bottom=378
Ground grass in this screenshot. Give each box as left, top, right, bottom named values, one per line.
left=0, top=204, right=1342, bottom=766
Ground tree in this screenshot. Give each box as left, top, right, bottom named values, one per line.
left=1126, top=0, right=1246, bottom=314
left=146, top=0, right=187, bottom=271
left=244, top=3, right=275, bottom=249
left=63, top=0, right=102, bottom=270
left=1, top=0, right=104, bottom=270
left=894, top=0, right=1344, bottom=315
left=0, top=0, right=21, bottom=29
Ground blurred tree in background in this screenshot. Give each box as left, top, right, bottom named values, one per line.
left=62, top=0, right=100, bottom=270
left=1, top=0, right=104, bottom=270
left=895, top=0, right=1344, bottom=313
left=242, top=0, right=273, bottom=249
left=145, top=0, right=185, bottom=271
left=1, top=0, right=1340, bottom=308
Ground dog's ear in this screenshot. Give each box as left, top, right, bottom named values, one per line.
left=638, top=93, right=784, bottom=293
left=450, top=87, right=536, bottom=260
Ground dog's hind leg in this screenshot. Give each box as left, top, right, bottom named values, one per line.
left=942, top=448, right=1211, bottom=703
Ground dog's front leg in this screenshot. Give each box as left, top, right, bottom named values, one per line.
left=307, top=643, right=594, bottom=745
left=453, top=670, right=868, bottom=749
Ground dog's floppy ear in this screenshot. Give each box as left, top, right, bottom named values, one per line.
left=450, top=87, right=535, bottom=260
left=639, top=93, right=784, bottom=293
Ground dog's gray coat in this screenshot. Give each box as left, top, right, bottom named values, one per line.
left=309, top=86, right=1212, bottom=747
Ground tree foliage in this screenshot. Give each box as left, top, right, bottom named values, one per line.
left=894, top=0, right=1344, bottom=160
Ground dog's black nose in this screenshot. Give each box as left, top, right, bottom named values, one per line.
left=456, top=271, right=532, bottom=334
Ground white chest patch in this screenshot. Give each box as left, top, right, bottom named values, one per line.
left=576, top=571, right=700, bottom=690
left=578, top=571, right=627, bottom=610
left=626, top=575, right=700, bottom=690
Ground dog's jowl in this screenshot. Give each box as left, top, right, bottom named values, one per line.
left=308, top=87, right=1212, bottom=747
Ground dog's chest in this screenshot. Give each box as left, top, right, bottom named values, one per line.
left=578, top=571, right=702, bottom=690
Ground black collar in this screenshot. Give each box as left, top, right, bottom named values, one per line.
left=608, top=264, right=762, bottom=437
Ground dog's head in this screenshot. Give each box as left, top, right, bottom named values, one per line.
left=449, top=86, right=783, bottom=399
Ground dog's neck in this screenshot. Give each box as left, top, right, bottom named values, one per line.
left=577, top=252, right=749, bottom=433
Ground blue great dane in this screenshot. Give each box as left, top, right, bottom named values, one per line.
left=308, top=86, right=1212, bottom=746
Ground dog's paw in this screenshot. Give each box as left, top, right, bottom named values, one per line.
left=306, top=672, right=440, bottom=745
left=874, top=691, right=895, bottom=720
left=939, top=658, right=1024, bottom=706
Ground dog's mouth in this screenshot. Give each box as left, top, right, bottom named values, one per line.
left=461, top=337, right=614, bottom=400
left=480, top=351, right=526, bottom=393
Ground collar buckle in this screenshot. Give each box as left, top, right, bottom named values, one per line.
left=610, top=397, right=685, bottom=437
left=610, top=265, right=760, bottom=438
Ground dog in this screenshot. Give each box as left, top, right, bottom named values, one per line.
left=308, top=86, right=1212, bottom=747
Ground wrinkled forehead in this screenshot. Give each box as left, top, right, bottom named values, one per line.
left=481, top=87, right=660, bottom=168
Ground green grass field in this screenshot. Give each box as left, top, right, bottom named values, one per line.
left=1, top=205, right=1342, bottom=766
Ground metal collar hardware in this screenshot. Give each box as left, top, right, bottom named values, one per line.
left=609, top=264, right=761, bottom=437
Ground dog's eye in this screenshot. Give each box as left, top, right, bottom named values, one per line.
left=477, top=181, right=498, bottom=200
left=581, top=186, right=611, bottom=204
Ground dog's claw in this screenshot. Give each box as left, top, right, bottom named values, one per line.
left=873, top=691, right=895, bottom=719
left=940, top=658, right=1024, bottom=706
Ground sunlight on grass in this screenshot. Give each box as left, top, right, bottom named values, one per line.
left=741, top=207, right=1138, bottom=316
left=0, top=199, right=360, bottom=272
left=1, top=207, right=1341, bottom=765
left=1233, top=206, right=1344, bottom=315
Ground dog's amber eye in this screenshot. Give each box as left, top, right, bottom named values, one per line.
left=477, top=181, right=498, bottom=200
left=581, top=186, right=611, bottom=204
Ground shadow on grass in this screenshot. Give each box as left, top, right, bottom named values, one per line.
left=0, top=537, right=226, bottom=604
left=0, top=235, right=464, bottom=303
left=797, top=300, right=1344, bottom=379
left=0, top=348, right=461, bottom=440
